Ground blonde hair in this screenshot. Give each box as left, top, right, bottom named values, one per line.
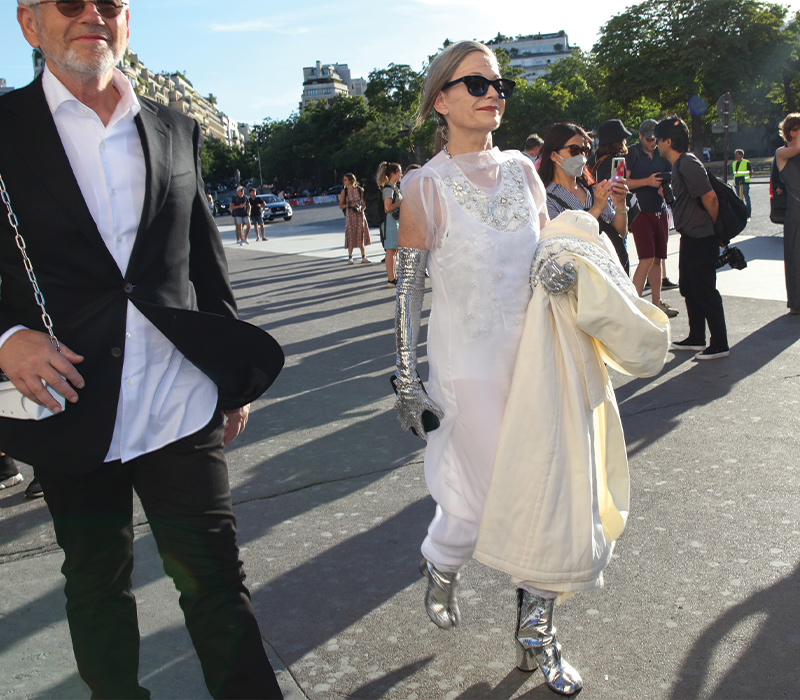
left=415, top=40, right=496, bottom=152
left=376, top=162, right=401, bottom=187
left=343, top=173, right=358, bottom=186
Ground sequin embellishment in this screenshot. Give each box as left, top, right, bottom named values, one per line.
left=441, top=160, right=531, bottom=232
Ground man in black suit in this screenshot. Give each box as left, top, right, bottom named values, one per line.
left=0, top=1, right=284, bottom=697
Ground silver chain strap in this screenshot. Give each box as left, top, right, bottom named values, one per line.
left=0, top=172, right=60, bottom=352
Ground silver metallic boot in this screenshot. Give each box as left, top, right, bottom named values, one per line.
left=515, top=588, right=583, bottom=695
left=419, top=558, right=461, bottom=630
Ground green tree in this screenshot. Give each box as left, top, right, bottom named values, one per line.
left=594, top=0, right=789, bottom=153
left=542, top=51, right=601, bottom=128
left=200, top=137, right=244, bottom=184
left=365, top=64, right=422, bottom=116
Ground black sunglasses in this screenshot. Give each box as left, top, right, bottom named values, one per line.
left=32, top=0, right=127, bottom=18
left=442, top=75, right=516, bottom=99
left=560, top=144, right=591, bottom=157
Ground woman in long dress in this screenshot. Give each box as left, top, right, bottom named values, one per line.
left=339, top=173, right=371, bottom=264
left=775, top=113, right=800, bottom=312
left=392, top=41, right=581, bottom=694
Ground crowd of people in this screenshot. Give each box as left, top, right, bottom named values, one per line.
left=1, top=2, right=799, bottom=698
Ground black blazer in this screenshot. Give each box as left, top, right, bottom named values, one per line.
left=0, top=78, right=283, bottom=473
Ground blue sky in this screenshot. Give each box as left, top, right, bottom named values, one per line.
left=2, top=0, right=799, bottom=126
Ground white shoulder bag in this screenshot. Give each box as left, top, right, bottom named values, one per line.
left=0, top=172, right=66, bottom=420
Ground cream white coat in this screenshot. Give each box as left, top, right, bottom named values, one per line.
left=474, top=210, right=670, bottom=597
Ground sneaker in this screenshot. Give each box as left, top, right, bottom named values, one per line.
left=0, top=472, right=23, bottom=490
left=671, top=338, right=706, bottom=351
left=657, top=300, right=679, bottom=318
left=693, top=347, right=730, bottom=361
left=0, top=454, right=22, bottom=489
left=360, top=258, right=371, bottom=264
left=661, top=277, right=679, bottom=290
left=24, top=477, right=44, bottom=499
left=347, top=257, right=354, bottom=265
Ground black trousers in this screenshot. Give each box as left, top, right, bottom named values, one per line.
left=678, top=233, right=728, bottom=350
left=36, top=414, right=282, bottom=700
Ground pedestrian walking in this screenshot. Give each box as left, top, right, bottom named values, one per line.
left=0, top=2, right=284, bottom=697
left=248, top=186, right=268, bottom=241
left=775, top=113, right=800, bottom=313
left=339, top=173, right=371, bottom=264
left=230, top=185, right=250, bottom=244
left=377, top=162, right=402, bottom=286
left=394, top=40, right=588, bottom=695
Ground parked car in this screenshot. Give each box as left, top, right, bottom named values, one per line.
left=326, top=185, right=344, bottom=196
left=217, top=198, right=231, bottom=216
left=256, top=194, right=293, bottom=222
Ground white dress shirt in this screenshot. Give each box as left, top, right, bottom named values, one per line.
left=36, top=66, right=218, bottom=463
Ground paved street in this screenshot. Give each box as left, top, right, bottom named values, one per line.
left=1, top=176, right=799, bottom=700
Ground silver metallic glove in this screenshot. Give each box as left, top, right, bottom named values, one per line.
left=537, top=259, right=577, bottom=294
left=394, top=247, right=444, bottom=440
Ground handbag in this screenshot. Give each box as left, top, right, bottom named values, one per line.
left=770, top=157, right=788, bottom=224
left=0, top=172, right=66, bottom=420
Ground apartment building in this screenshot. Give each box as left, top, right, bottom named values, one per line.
left=119, top=50, right=243, bottom=147
left=487, top=31, right=577, bottom=83
left=300, top=61, right=368, bottom=111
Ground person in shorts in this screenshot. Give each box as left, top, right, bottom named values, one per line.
left=626, top=119, right=678, bottom=317
left=248, top=187, right=268, bottom=242
left=230, top=185, right=249, bottom=244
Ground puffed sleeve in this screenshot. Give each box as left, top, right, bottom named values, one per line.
left=399, top=168, right=448, bottom=251
left=515, top=152, right=549, bottom=231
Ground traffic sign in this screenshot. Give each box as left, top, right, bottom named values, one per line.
left=716, top=93, right=735, bottom=119
left=712, top=120, right=738, bottom=133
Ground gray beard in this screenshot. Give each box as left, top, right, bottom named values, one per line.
left=52, top=43, right=123, bottom=77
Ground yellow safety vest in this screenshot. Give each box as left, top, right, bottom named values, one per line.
left=733, top=159, right=751, bottom=183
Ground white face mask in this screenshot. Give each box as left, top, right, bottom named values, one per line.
left=558, top=154, right=587, bottom=178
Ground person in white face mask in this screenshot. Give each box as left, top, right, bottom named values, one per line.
left=539, top=122, right=630, bottom=273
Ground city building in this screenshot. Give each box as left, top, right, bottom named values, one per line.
left=300, top=61, right=368, bottom=111
left=118, top=50, right=242, bottom=147
left=0, top=79, right=13, bottom=97
left=486, top=31, right=577, bottom=83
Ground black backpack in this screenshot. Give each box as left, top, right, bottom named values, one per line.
left=364, top=182, right=385, bottom=228
left=677, top=154, right=748, bottom=245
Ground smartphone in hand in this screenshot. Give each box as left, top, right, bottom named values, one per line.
left=611, top=157, right=626, bottom=183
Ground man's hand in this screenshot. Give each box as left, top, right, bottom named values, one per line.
left=645, top=173, right=664, bottom=188
left=221, top=404, right=250, bottom=447
left=0, top=329, right=84, bottom=412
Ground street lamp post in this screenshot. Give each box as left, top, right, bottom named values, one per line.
left=255, top=147, right=263, bottom=188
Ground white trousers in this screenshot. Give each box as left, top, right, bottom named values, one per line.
left=421, top=503, right=556, bottom=599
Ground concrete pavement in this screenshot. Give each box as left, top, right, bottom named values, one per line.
left=1, top=178, right=799, bottom=699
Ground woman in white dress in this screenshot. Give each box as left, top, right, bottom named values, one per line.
left=392, top=41, right=583, bottom=694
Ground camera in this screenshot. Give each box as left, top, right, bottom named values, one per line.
left=716, top=245, right=747, bottom=271
left=659, top=172, right=675, bottom=206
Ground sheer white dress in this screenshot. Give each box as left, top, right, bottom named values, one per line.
left=400, top=148, right=548, bottom=570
